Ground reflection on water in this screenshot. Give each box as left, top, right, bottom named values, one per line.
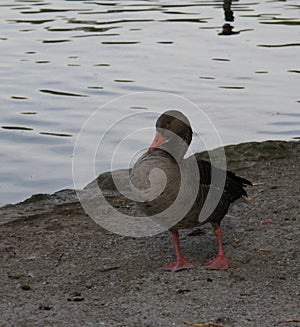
left=0, top=0, right=299, bottom=205
left=1, top=126, right=33, bottom=131
left=258, top=42, right=300, bottom=48
left=223, top=0, right=234, bottom=22
left=219, top=0, right=240, bottom=35
left=39, top=89, right=88, bottom=97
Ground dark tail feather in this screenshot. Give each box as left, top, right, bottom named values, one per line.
left=196, top=159, right=252, bottom=202
left=226, top=170, right=253, bottom=187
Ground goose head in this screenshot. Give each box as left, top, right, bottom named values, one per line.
left=149, top=110, right=193, bottom=159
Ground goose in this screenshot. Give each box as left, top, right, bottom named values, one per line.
left=130, top=110, right=252, bottom=271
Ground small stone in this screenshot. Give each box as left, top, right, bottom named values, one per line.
left=67, top=291, right=84, bottom=302
left=175, top=288, right=191, bottom=294
left=230, top=273, right=245, bottom=281
left=39, top=305, right=51, bottom=310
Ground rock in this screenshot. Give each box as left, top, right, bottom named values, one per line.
left=0, top=140, right=299, bottom=227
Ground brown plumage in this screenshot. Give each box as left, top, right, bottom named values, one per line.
left=130, top=110, right=252, bottom=271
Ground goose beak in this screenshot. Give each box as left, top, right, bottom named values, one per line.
left=149, top=132, right=167, bottom=152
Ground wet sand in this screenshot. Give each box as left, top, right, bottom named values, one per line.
left=0, top=140, right=299, bottom=327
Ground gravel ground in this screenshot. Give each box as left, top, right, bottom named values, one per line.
left=0, top=140, right=299, bottom=327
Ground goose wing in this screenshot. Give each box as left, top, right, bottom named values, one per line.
left=194, top=158, right=252, bottom=202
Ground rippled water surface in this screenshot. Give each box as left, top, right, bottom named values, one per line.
left=0, top=0, right=299, bottom=205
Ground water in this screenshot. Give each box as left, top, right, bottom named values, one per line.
left=0, top=0, right=299, bottom=206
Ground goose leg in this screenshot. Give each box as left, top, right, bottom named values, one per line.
left=204, top=226, right=229, bottom=270
left=163, top=231, right=194, bottom=272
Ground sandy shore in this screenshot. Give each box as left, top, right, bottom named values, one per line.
left=0, top=140, right=299, bottom=327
